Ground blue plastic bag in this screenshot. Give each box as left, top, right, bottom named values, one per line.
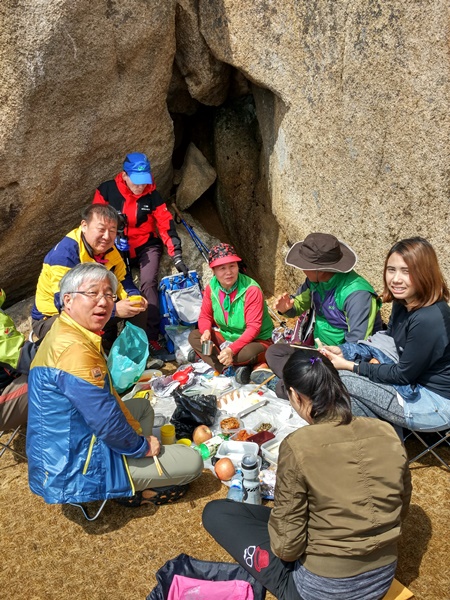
left=107, top=322, right=149, bottom=393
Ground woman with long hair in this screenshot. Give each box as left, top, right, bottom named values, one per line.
left=323, top=237, right=450, bottom=432
left=202, top=350, right=411, bottom=600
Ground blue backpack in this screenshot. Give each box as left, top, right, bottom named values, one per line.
left=158, top=271, right=203, bottom=352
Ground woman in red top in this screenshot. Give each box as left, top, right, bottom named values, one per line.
left=188, top=244, right=273, bottom=384
left=93, top=152, right=188, bottom=361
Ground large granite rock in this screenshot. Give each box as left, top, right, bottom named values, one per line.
left=0, top=0, right=448, bottom=305
left=0, top=0, right=177, bottom=303
left=200, top=0, right=450, bottom=293
left=176, top=143, right=217, bottom=210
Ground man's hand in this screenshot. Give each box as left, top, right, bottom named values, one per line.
left=115, top=298, right=146, bottom=318
left=200, top=330, right=211, bottom=344
left=173, top=255, right=189, bottom=277
left=218, top=346, right=234, bottom=367
left=274, top=293, right=294, bottom=313
left=145, top=436, right=161, bottom=458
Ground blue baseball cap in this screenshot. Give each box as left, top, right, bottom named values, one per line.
left=123, top=152, right=153, bottom=185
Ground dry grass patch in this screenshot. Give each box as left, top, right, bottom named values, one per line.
left=0, top=433, right=448, bottom=600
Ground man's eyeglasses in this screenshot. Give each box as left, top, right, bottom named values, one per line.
left=70, top=291, right=118, bottom=302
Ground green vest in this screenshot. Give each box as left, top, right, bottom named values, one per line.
left=293, top=271, right=381, bottom=346
left=209, top=273, right=273, bottom=342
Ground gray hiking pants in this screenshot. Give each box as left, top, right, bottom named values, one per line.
left=124, top=396, right=203, bottom=491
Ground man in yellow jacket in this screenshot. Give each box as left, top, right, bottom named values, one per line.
left=31, top=204, right=147, bottom=348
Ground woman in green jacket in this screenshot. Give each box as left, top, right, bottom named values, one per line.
left=188, top=243, right=273, bottom=384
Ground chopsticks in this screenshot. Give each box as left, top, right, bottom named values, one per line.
left=252, top=373, right=276, bottom=394
left=153, top=454, right=164, bottom=477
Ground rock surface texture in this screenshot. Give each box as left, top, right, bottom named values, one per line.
left=1, top=0, right=448, bottom=304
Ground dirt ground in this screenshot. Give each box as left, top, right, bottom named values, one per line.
left=0, top=430, right=449, bottom=600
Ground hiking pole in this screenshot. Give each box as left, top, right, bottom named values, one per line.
left=116, top=212, right=131, bottom=272
left=268, top=305, right=285, bottom=326
left=171, top=203, right=210, bottom=263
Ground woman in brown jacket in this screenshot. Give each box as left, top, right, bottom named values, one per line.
left=202, top=350, right=411, bottom=600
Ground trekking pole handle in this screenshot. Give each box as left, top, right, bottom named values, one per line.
left=171, top=202, right=184, bottom=223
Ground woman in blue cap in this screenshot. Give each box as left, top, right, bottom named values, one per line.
left=93, top=152, right=188, bottom=361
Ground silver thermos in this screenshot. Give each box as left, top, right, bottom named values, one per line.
left=241, top=453, right=261, bottom=505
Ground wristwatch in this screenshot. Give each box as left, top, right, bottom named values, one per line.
left=353, top=360, right=361, bottom=375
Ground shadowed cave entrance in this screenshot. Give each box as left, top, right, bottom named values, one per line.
left=168, top=73, right=281, bottom=294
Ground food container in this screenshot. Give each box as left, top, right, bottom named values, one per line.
left=230, top=428, right=256, bottom=442
left=253, top=420, right=275, bottom=434
left=215, top=440, right=260, bottom=468
left=138, top=369, right=163, bottom=382
left=160, top=423, right=176, bottom=445
left=247, top=430, right=275, bottom=448
left=218, top=389, right=268, bottom=417
left=219, top=415, right=243, bottom=435
left=260, top=436, right=283, bottom=466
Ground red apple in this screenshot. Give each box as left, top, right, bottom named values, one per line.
left=193, top=425, right=213, bottom=445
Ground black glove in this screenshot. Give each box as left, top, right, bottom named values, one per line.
left=173, top=255, right=189, bottom=277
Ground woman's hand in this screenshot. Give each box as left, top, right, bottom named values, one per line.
left=218, top=346, right=234, bottom=367
left=274, top=293, right=294, bottom=314
left=320, top=348, right=354, bottom=372
left=200, top=330, right=211, bottom=344
left=145, top=436, right=161, bottom=458
left=321, top=345, right=343, bottom=357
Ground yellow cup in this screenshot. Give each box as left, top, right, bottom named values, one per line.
left=128, top=295, right=143, bottom=305
left=176, top=438, right=192, bottom=447
left=160, top=424, right=176, bottom=445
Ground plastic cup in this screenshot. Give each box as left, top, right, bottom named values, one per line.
left=176, top=438, right=192, bottom=446
left=160, top=424, right=176, bottom=445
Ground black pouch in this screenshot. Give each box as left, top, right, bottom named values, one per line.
left=170, top=389, right=217, bottom=439
left=146, top=553, right=266, bottom=600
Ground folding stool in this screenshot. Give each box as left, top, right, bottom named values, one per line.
left=405, top=427, right=450, bottom=470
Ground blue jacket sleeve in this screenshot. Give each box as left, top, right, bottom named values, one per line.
left=57, top=370, right=149, bottom=457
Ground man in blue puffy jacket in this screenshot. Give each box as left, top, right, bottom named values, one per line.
left=27, top=263, right=202, bottom=507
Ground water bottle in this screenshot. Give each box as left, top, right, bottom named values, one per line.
left=241, top=454, right=261, bottom=505
left=193, top=434, right=228, bottom=460
left=226, top=469, right=244, bottom=502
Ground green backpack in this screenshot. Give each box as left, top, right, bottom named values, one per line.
left=0, top=289, right=25, bottom=370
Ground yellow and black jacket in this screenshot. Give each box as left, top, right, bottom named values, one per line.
left=32, top=226, right=140, bottom=320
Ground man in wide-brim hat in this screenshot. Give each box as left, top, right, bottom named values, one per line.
left=251, top=233, right=382, bottom=399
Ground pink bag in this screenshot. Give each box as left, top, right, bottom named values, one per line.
left=167, top=574, right=254, bottom=600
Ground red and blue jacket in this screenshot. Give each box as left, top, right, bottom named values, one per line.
left=93, top=173, right=181, bottom=259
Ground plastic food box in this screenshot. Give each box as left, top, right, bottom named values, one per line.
left=217, top=389, right=268, bottom=417
left=138, top=369, right=163, bottom=382
left=253, top=420, right=276, bottom=434
left=219, top=415, right=243, bottom=435
left=215, top=440, right=259, bottom=467
left=260, top=436, right=283, bottom=466
left=230, top=428, right=256, bottom=442
left=247, top=430, right=275, bottom=448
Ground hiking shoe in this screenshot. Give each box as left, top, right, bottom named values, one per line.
left=222, top=366, right=236, bottom=378
left=250, top=367, right=279, bottom=392
left=149, top=340, right=175, bottom=362
left=146, top=356, right=165, bottom=370
left=235, top=365, right=252, bottom=385
left=115, top=484, right=189, bottom=507
left=187, top=348, right=198, bottom=364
